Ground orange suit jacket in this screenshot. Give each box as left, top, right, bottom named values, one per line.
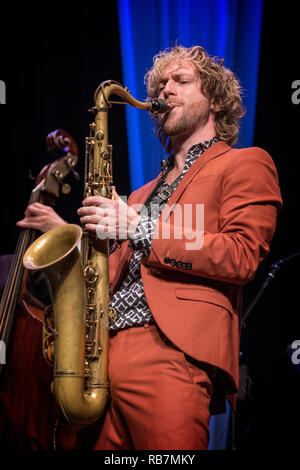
left=109, top=141, right=282, bottom=403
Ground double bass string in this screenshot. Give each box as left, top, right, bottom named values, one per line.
left=0, top=189, right=40, bottom=345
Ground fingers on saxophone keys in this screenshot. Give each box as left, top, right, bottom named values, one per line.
left=82, top=196, right=112, bottom=206
left=78, top=206, right=108, bottom=217
left=84, top=223, right=97, bottom=232
left=85, top=224, right=109, bottom=234
left=79, top=214, right=102, bottom=225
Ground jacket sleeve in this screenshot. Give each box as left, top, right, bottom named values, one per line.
left=146, top=148, right=283, bottom=285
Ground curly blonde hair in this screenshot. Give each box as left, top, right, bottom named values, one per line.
left=145, top=45, right=246, bottom=151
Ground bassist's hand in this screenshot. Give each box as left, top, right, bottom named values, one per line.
left=16, top=203, right=67, bottom=233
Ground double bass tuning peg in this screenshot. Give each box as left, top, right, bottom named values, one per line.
left=61, top=183, right=71, bottom=195
left=63, top=155, right=80, bottom=181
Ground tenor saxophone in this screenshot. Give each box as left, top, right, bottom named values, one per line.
left=23, top=81, right=170, bottom=425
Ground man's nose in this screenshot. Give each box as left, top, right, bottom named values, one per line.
left=163, top=80, right=176, bottom=97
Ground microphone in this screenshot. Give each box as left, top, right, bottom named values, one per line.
left=150, top=98, right=171, bottom=114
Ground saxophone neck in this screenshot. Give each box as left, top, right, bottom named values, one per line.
left=93, top=80, right=171, bottom=114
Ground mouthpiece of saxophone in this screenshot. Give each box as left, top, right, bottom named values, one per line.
left=150, top=99, right=171, bottom=114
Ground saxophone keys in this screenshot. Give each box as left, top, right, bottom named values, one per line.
left=84, top=264, right=99, bottom=285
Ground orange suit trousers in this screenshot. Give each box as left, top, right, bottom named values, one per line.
left=94, top=323, right=213, bottom=450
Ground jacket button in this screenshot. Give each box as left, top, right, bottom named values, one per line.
left=170, top=258, right=176, bottom=266
left=164, top=257, right=170, bottom=264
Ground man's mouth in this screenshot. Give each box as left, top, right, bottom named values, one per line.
left=159, top=103, right=182, bottom=126
left=167, top=103, right=181, bottom=109
left=163, top=104, right=181, bottom=117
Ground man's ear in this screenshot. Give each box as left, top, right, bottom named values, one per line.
left=209, top=99, right=216, bottom=113
left=210, top=99, right=221, bottom=113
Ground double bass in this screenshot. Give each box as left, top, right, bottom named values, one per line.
left=0, top=130, right=79, bottom=449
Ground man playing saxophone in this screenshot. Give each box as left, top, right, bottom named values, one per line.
left=21, top=45, right=282, bottom=450
left=76, top=45, right=282, bottom=450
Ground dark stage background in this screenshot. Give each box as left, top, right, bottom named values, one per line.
left=0, top=2, right=299, bottom=450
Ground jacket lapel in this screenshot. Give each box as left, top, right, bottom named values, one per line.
left=129, top=141, right=230, bottom=208
left=166, top=140, right=231, bottom=207
left=128, top=173, right=161, bottom=207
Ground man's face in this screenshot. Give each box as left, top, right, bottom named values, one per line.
left=157, top=60, right=212, bottom=137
